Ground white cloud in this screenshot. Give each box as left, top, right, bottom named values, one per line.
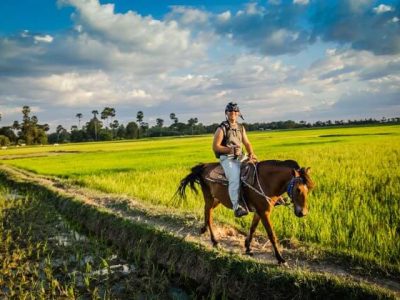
left=34, top=34, right=54, bottom=43
left=373, top=4, right=394, bottom=14
left=268, top=0, right=281, bottom=5
left=0, top=1, right=399, bottom=129
left=168, top=6, right=209, bottom=25
left=217, top=11, right=231, bottom=22
left=293, top=0, right=309, bottom=5
left=270, top=88, right=304, bottom=98
left=58, top=0, right=204, bottom=60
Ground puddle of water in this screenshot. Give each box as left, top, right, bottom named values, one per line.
left=50, top=230, right=88, bottom=246
left=169, top=287, right=190, bottom=300
left=5, top=193, right=24, bottom=201
left=90, top=264, right=136, bottom=276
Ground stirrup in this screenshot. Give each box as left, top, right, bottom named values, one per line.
left=234, top=206, right=248, bottom=218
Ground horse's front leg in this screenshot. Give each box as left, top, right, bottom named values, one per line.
left=245, top=213, right=260, bottom=255
left=259, top=211, right=286, bottom=264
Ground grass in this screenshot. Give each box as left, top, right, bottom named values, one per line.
left=0, top=175, right=396, bottom=299
left=1, top=125, right=399, bottom=270
left=0, top=183, right=185, bottom=298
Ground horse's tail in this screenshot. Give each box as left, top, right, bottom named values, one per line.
left=175, top=163, right=206, bottom=199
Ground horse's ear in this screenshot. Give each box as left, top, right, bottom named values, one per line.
left=292, top=169, right=300, bottom=177
left=306, top=167, right=311, bottom=174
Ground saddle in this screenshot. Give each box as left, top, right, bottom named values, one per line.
left=205, top=161, right=257, bottom=212
left=205, top=161, right=256, bottom=186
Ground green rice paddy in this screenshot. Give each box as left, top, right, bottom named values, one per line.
left=1, top=125, right=399, bottom=269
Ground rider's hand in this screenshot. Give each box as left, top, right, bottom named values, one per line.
left=234, top=146, right=242, bottom=156
left=249, top=153, right=257, bottom=161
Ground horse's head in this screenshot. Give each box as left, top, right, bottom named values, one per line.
left=288, top=167, right=314, bottom=217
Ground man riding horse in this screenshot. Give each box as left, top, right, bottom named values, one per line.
left=212, top=102, right=257, bottom=217
left=177, top=102, right=314, bottom=264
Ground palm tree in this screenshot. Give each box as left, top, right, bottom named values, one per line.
left=56, top=125, right=64, bottom=143
left=137, top=111, right=144, bottom=138
left=92, top=110, right=99, bottom=140
left=136, top=111, right=144, bottom=123
left=188, top=117, right=198, bottom=135
left=101, top=107, right=110, bottom=128
left=76, top=113, right=83, bottom=129
left=12, top=120, right=20, bottom=132
left=110, top=119, right=119, bottom=139
left=156, top=118, right=164, bottom=127
left=109, top=107, right=116, bottom=124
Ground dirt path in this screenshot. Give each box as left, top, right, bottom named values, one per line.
left=1, top=165, right=399, bottom=296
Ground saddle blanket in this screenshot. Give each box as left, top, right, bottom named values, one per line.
left=205, top=162, right=256, bottom=186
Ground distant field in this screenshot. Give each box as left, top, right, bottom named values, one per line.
left=1, top=125, right=399, bottom=268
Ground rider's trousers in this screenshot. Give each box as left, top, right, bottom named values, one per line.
left=220, top=155, right=241, bottom=210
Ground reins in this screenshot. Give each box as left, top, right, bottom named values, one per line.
left=241, top=162, right=272, bottom=205
left=241, top=162, right=302, bottom=206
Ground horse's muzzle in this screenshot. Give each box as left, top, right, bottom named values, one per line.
left=295, top=207, right=308, bottom=217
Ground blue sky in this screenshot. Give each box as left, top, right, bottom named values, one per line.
left=0, top=0, right=399, bottom=130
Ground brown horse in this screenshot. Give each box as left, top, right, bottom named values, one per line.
left=176, top=159, right=314, bottom=264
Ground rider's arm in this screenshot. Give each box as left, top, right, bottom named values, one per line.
left=213, top=127, right=234, bottom=155
left=242, top=127, right=257, bottom=160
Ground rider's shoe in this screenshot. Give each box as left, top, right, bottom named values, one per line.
left=234, top=205, right=248, bottom=218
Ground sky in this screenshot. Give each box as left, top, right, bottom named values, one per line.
left=0, top=0, right=399, bottom=131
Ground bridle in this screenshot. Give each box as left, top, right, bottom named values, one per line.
left=286, top=175, right=305, bottom=202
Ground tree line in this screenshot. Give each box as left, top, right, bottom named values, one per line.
left=0, top=106, right=399, bottom=146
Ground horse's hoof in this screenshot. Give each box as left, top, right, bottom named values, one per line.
left=212, top=242, right=220, bottom=249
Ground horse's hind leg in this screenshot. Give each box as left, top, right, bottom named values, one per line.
left=200, top=201, right=211, bottom=234
left=200, top=187, right=219, bottom=247
left=205, top=203, right=219, bottom=247
left=245, top=213, right=260, bottom=255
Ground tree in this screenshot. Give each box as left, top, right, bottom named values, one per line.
left=86, top=117, right=102, bottom=141
left=0, top=135, right=10, bottom=146
left=156, top=118, right=164, bottom=128
left=22, top=106, right=30, bottom=122
left=0, top=127, right=16, bottom=144
left=110, top=119, right=119, bottom=138
left=56, top=125, right=65, bottom=143
left=109, top=107, right=116, bottom=125
left=76, top=113, right=83, bottom=129
left=20, top=106, right=33, bottom=144
left=136, top=111, right=144, bottom=123
left=187, top=117, right=198, bottom=135
left=116, top=124, right=126, bottom=139
left=136, top=111, right=146, bottom=138
left=40, top=124, right=50, bottom=132
left=31, top=115, right=38, bottom=125
left=101, top=107, right=115, bottom=128
left=12, top=120, right=20, bottom=134
left=126, top=121, right=139, bottom=139
left=169, top=113, right=178, bottom=124
left=92, top=110, right=99, bottom=140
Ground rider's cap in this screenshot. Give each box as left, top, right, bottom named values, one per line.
left=225, top=102, right=240, bottom=112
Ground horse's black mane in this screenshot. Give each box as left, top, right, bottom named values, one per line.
left=261, top=159, right=300, bottom=169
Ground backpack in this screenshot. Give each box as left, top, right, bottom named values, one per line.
left=215, top=121, right=243, bottom=158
